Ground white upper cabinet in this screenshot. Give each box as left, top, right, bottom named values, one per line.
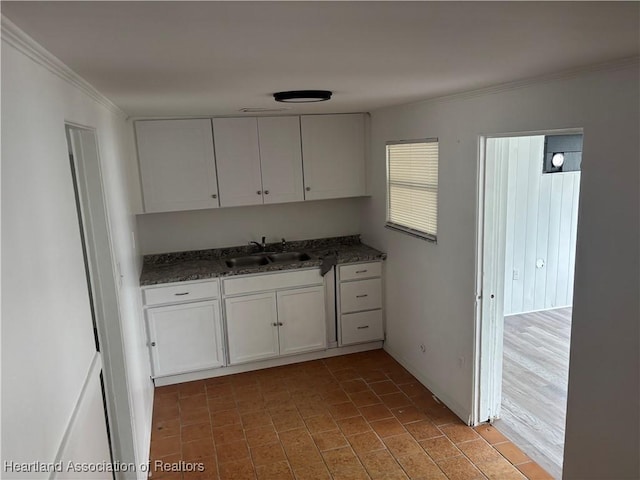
left=135, top=114, right=368, bottom=213
left=212, top=117, right=263, bottom=207
left=301, top=113, right=367, bottom=200
left=136, top=119, right=219, bottom=213
left=214, top=116, right=304, bottom=207
left=257, top=116, right=304, bottom=204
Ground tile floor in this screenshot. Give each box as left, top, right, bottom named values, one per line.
left=149, top=350, right=553, bottom=480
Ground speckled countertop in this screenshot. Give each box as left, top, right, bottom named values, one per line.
left=140, top=235, right=386, bottom=286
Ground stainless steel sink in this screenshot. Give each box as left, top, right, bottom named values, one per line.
left=267, top=252, right=311, bottom=263
left=224, top=255, right=269, bottom=268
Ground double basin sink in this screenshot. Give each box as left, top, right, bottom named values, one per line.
left=225, top=251, right=311, bottom=269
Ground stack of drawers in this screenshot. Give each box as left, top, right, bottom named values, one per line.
left=337, top=261, right=384, bottom=345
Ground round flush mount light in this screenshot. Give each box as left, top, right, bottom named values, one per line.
left=552, top=152, right=565, bottom=167
left=273, top=90, right=332, bottom=103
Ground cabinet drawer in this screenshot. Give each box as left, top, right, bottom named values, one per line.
left=143, top=280, right=219, bottom=306
left=341, top=310, right=383, bottom=345
left=340, top=278, right=382, bottom=313
left=223, top=269, right=322, bottom=296
left=339, top=262, right=382, bottom=281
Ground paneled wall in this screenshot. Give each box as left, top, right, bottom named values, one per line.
left=494, top=136, right=581, bottom=316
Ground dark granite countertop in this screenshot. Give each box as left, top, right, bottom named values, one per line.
left=140, top=235, right=386, bottom=286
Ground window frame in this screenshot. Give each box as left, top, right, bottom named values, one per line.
left=385, top=138, right=439, bottom=243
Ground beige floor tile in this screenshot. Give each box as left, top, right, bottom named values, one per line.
left=457, top=438, right=504, bottom=464
left=337, top=415, right=373, bottom=436
left=474, top=424, right=509, bottom=445
left=148, top=351, right=551, bottom=480
left=370, top=417, right=406, bottom=438
left=312, top=429, right=349, bottom=451
left=383, top=433, right=424, bottom=457
left=396, top=452, right=446, bottom=479
left=249, top=442, right=286, bottom=466
left=347, top=431, right=385, bottom=455
left=420, top=436, right=462, bottom=461
left=495, top=441, right=531, bottom=465
left=404, top=419, right=442, bottom=441
left=436, top=456, right=485, bottom=480
left=440, top=423, right=481, bottom=444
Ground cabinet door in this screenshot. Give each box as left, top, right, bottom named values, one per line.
left=136, top=119, right=219, bottom=213
left=301, top=114, right=366, bottom=200
left=277, top=286, right=327, bottom=356
left=257, top=116, right=304, bottom=204
left=147, top=300, right=224, bottom=377
left=225, top=293, right=279, bottom=364
left=213, top=117, right=263, bottom=207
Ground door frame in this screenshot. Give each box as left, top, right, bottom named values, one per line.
left=472, top=127, right=583, bottom=425
left=66, top=123, right=138, bottom=475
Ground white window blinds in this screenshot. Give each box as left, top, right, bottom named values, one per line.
left=386, top=139, right=439, bottom=241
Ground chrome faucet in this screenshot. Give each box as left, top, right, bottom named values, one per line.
left=249, top=236, right=267, bottom=252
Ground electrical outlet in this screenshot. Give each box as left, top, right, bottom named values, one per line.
left=513, top=269, right=520, bottom=280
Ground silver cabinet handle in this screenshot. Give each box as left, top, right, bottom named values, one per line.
left=356, top=270, right=368, bottom=274
left=357, top=326, right=369, bottom=330
left=257, top=190, right=262, bottom=195
left=356, top=294, right=368, bottom=298
left=264, top=190, right=270, bottom=195
left=305, top=187, right=311, bottom=191
left=150, top=342, right=157, bottom=346
left=211, top=194, right=217, bottom=199
left=175, top=292, right=189, bottom=296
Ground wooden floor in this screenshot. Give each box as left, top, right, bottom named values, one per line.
left=496, top=307, right=572, bottom=480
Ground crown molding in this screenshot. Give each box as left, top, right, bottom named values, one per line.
left=376, top=55, right=640, bottom=113
left=1, top=16, right=127, bottom=118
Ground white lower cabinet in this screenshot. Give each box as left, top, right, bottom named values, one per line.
left=337, top=261, right=385, bottom=346
left=225, top=282, right=327, bottom=365
left=147, top=300, right=224, bottom=377
left=142, top=261, right=383, bottom=379
left=225, top=293, right=280, bottom=364
left=341, top=310, right=384, bottom=345
left=277, top=286, right=327, bottom=356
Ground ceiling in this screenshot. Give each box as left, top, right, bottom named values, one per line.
left=3, top=1, right=639, bottom=117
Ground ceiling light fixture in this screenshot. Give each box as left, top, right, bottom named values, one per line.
left=273, top=90, right=332, bottom=103
left=552, top=152, right=565, bottom=167
left=239, top=107, right=290, bottom=113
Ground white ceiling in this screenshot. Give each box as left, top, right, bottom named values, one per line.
left=3, top=1, right=639, bottom=117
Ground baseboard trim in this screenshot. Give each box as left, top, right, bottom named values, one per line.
left=154, top=342, right=384, bottom=386
left=504, top=305, right=572, bottom=317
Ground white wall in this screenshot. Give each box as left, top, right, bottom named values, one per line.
left=362, top=62, right=639, bottom=478
left=137, top=197, right=365, bottom=254
left=1, top=23, right=153, bottom=479
left=494, top=136, right=581, bottom=316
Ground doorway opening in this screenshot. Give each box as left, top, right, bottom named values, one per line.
left=476, top=131, right=583, bottom=479
left=65, top=124, right=136, bottom=475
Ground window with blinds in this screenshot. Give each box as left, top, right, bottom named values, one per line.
left=386, top=139, right=439, bottom=242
